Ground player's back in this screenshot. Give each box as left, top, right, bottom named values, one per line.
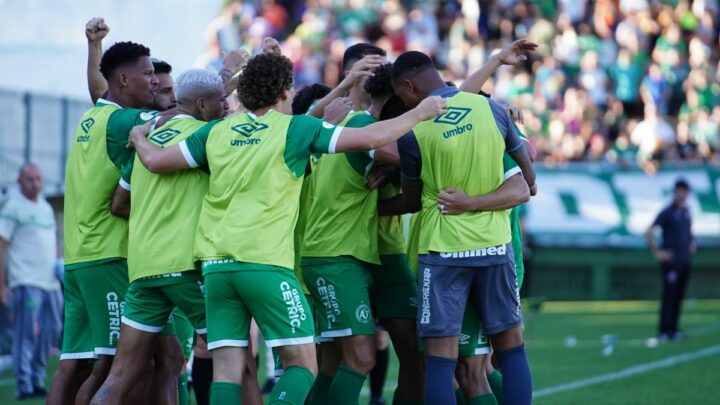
left=412, top=91, right=510, bottom=253
left=64, top=100, right=128, bottom=265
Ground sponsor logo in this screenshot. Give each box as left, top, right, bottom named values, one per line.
left=434, top=107, right=473, bottom=139
left=106, top=292, right=125, bottom=346
left=355, top=303, right=371, bottom=324
left=316, top=277, right=340, bottom=327
left=77, top=118, right=95, bottom=142
left=280, top=281, right=307, bottom=334
left=140, top=112, right=158, bottom=121
left=478, top=328, right=488, bottom=346
left=231, top=122, right=268, bottom=138
left=440, top=244, right=507, bottom=259
left=459, top=333, right=470, bottom=344
left=420, top=268, right=431, bottom=324
left=149, top=128, right=181, bottom=145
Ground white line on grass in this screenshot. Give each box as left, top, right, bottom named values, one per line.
left=534, top=344, right=720, bottom=398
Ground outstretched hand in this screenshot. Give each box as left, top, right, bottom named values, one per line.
left=222, top=49, right=251, bottom=76
left=86, top=17, right=109, bottom=43
left=495, top=38, right=538, bottom=65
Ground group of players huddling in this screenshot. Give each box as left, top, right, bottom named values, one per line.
left=48, top=16, right=539, bottom=405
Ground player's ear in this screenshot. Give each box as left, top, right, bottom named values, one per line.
left=118, top=72, right=128, bottom=88
left=196, top=98, right=206, bottom=113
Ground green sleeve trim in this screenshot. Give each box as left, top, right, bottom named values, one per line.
left=184, top=119, right=220, bottom=169
left=503, top=152, right=519, bottom=176
left=285, top=115, right=338, bottom=177
left=512, top=121, right=528, bottom=142
left=346, top=152, right=374, bottom=177
left=120, top=157, right=135, bottom=187
left=106, top=109, right=157, bottom=170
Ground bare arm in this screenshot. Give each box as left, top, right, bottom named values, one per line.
left=335, top=96, right=447, bottom=152
left=307, top=55, right=384, bottom=118
left=378, top=179, right=423, bottom=216
left=437, top=173, right=529, bottom=215
left=218, top=49, right=250, bottom=97
left=646, top=222, right=673, bottom=262
left=128, top=123, right=191, bottom=173
left=86, top=17, right=110, bottom=103
left=459, top=38, right=537, bottom=94
left=110, top=186, right=131, bottom=219
left=508, top=146, right=537, bottom=195
left=372, top=143, right=400, bottom=167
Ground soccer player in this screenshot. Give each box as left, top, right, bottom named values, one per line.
left=127, top=51, right=447, bottom=405
left=388, top=51, right=535, bottom=405
left=47, top=40, right=160, bottom=405
left=89, top=68, right=228, bottom=405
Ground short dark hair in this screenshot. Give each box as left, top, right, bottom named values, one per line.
left=99, top=41, right=151, bottom=80
left=152, top=58, right=172, bottom=75
left=292, top=83, right=331, bottom=115
left=343, top=43, right=386, bottom=71
left=392, top=51, right=434, bottom=82
left=238, top=53, right=294, bottom=111
left=674, top=179, right=690, bottom=191
left=363, top=63, right=394, bottom=98
left=379, top=95, right=409, bottom=120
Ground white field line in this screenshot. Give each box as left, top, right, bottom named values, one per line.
left=534, top=344, right=720, bottom=398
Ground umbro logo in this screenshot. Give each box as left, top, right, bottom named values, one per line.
left=434, top=107, right=471, bottom=125
left=81, top=118, right=95, bottom=134
left=149, top=128, right=181, bottom=145
left=231, top=122, right=268, bottom=138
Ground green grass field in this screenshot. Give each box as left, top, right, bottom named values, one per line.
left=3, top=299, right=719, bottom=404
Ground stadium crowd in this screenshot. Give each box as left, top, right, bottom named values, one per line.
left=197, top=0, right=720, bottom=172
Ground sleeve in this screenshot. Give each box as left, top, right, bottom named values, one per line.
left=342, top=114, right=377, bottom=171
left=284, top=115, right=344, bottom=177
left=488, top=99, right=522, bottom=153
left=119, top=158, right=134, bottom=191
left=179, top=120, right=221, bottom=169
left=653, top=208, right=669, bottom=228
left=502, top=152, right=521, bottom=180
left=0, top=201, right=17, bottom=241
left=398, top=131, right=422, bottom=182
left=106, top=109, right=158, bottom=170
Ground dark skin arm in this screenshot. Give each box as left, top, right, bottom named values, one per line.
left=437, top=173, right=530, bottom=215
left=378, top=179, right=422, bottom=216
left=110, top=185, right=131, bottom=219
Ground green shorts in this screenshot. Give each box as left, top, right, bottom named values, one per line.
left=302, top=256, right=375, bottom=339
left=369, top=254, right=417, bottom=321
left=204, top=267, right=314, bottom=350
left=272, top=293, right=315, bottom=378
left=122, top=271, right=206, bottom=335
left=61, top=259, right=128, bottom=358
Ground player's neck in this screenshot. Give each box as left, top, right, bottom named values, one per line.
left=367, top=95, right=391, bottom=119
left=105, top=89, right=142, bottom=109
left=350, top=86, right=369, bottom=111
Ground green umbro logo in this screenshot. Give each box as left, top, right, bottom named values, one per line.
left=81, top=118, right=95, bottom=134
left=231, top=122, right=268, bottom=138
left=149, top=128, right=182, bottom=145
left=434, top=107, right=471, bottom=125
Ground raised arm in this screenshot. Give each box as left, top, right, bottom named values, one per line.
left=334, top=96, right=447, bottom=152
left=0, top=238, right=8, bottom=305
left=127, top=122, right=191, bottom=173
left=219, top=49, right=251, bottom=97
left=307, top=55, right=384, bottom=118
left=459, top=38, right=537, bottom=94
left=86, top=17, right=110, bottom=103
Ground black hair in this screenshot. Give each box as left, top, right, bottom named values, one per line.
left=379, top=95, right=409, bottom=121
left=674, top=179, right=690, bottom=191
left=363, top=63, right=394, bottom=98
left=342, top=43, right=386, bottom=71
left=99, top=41, right=151, bottom=80
left=151, top=58, right=172, bottom=75
left=392, top=51, right=434, bottom=82
left=292, top=83, right=331, bottom=115
left=238, top=53, right=294, bottom=111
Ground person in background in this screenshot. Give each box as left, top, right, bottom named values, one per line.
left=646, top=179, right=696, bottom=342
left=0, top=163, right=63, bottom=400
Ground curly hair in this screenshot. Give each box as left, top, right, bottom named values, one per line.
left=363, top=63, right=394, bottom=98
left=379, top=94, right=409, bottom=121
left=238, top=53, right=294, bottom=111
left=292, top=83, right=331, bottom=115
left=99, top=41, right=151, bottom=80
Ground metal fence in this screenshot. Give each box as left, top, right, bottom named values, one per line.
left=0, top=89, right=91, bottom=197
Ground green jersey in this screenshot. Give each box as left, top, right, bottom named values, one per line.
left=123, top=115, right=209, bottom=282
left=402, top=91, right=510, bottom=254
left=377, top=183, right=406, bottom=255
left=510, top=124, right=529, bottom=280
left=64, top=99, right=156, bottom=267
left=301, top=111, right=380, bottom=264
left=181, top=110, right=339, bottom=273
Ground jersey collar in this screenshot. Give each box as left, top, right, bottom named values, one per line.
left=96, top=98, right=122, bottom=108
left=429, top=85, right=459, bottom=98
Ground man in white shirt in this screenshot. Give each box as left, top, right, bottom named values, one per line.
left=0, top=163, right=63, bottom=400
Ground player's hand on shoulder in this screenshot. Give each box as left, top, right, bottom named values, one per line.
left=127, top=121, right=153, bottom=149
left=339, top=55, right=385, bottom=91
left=506, top=105, right=524, bottom=124
left=85, top=17, right=109, bottom=42
left=415, top=96, right=448, bottom=121
left=437, top=188, right=472, bottom=215
left=323, top=97, right=353, bottom=125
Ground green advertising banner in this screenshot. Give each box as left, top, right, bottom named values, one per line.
left=527, top=164, right=720, bottom=248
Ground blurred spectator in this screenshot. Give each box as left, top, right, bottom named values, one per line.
left=0, top=164, right=63, bottom=400
left=198, top=0, right=720, bottom=167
